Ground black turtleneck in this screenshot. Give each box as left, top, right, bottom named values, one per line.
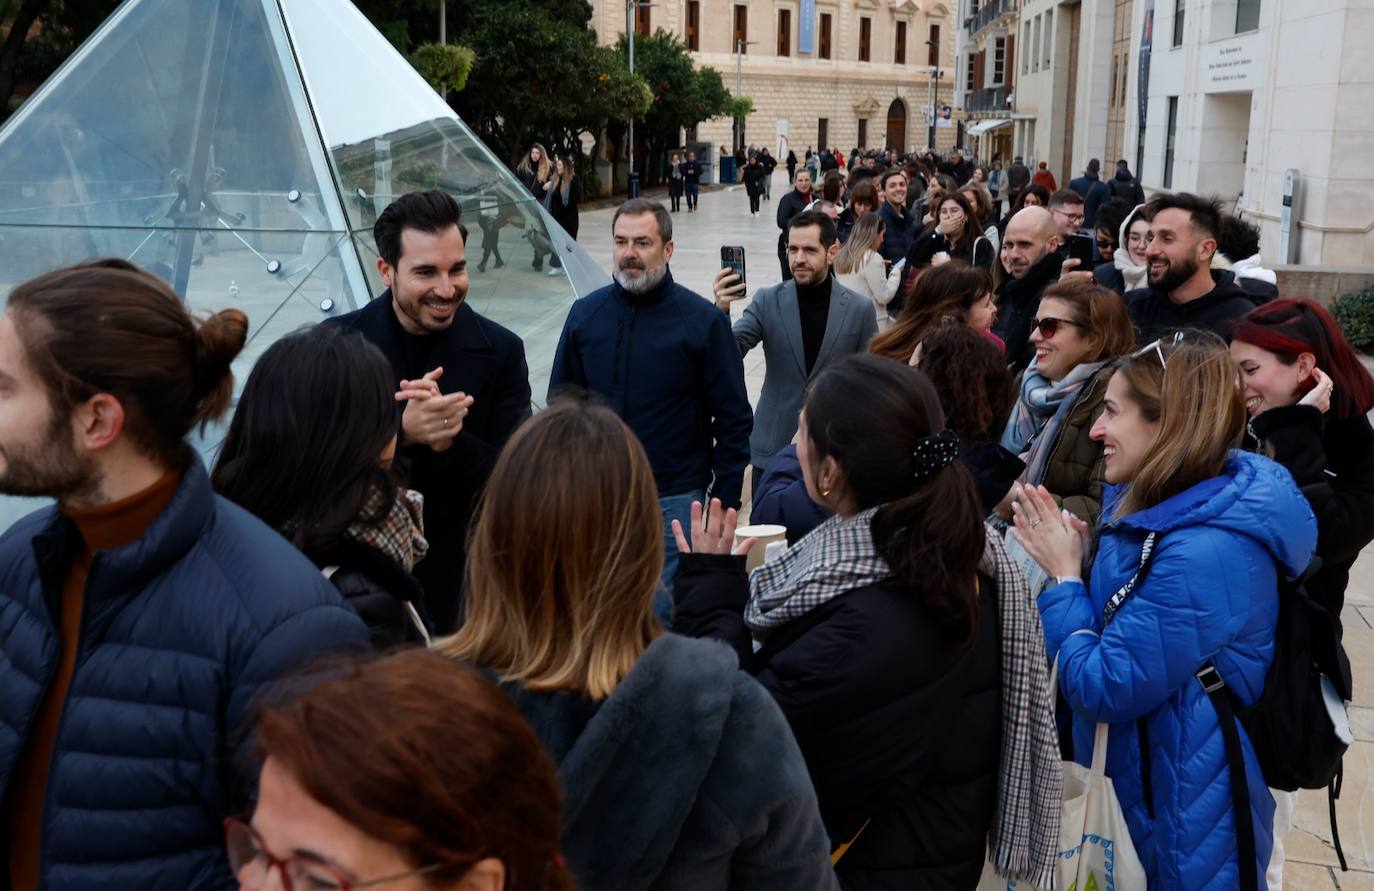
left=796, top=274, right=832, bottom=374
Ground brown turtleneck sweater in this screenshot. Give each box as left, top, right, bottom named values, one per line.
left=5, top=471, right=181, bottom=890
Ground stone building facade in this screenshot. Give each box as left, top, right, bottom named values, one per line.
left=589, top=0, right=959, bottom=166
left=1126, top=0, right=1374, bottom=268
left=955, top=0, right=1017, bottom=163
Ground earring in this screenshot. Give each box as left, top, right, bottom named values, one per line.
left=820, top=486, right=832, bottom=498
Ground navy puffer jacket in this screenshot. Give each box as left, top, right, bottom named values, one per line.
left=0, top=460, right=369, bottom=890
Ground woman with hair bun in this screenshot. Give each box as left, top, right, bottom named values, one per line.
left=676, top=353, right=1064, bottom=890
left=235, top=649, right=568, bottom=891
left=1013, top=332, right=1318, bottom=890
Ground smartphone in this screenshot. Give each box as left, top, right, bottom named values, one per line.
left=1067, top=233, right=1095, bottom=268
left=721, top=245, right=747, bottom=292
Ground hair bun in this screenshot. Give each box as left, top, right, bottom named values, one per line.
left=191, top=308, right=248, bottom=425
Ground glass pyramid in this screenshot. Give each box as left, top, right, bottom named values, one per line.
left=0, top=0, right=609, bottom=527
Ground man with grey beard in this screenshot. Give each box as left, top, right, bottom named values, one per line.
left=549, top=199, right=752, bottom=619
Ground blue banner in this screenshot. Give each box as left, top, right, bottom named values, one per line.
left=1138, top=0, right=1154, bottom=129
left=799, top=0, right=816, bottom=54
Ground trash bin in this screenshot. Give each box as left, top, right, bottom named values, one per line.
left=628, top=172, right=640, bottom=199
left=720, top=156, right=736, bottom=184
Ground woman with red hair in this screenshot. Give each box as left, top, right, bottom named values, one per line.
left=1230, top=298, right=1374, bottom=620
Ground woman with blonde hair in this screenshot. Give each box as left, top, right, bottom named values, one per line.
left=516, top=143, right=554, bottom=271
left=438, top=397, right=836, bottom=891
left=1013, top=332, right=1318, bottom=890
left=834, top=212, right=904, bottom=328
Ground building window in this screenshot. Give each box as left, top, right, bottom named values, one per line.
left=895, top=21, right=907, bottom=65
left=858, top=118, right=869, bottom=148
left=733, top=5, right=748, bottom=52
left=818, top=117, right=829, bottom=148
left=635, top=2, right=650, bottom=35
left=1032, top=15, right=1041, bottom=71
left=992, top=36, right=1006, bottom=83
left=819, top=13, right=833, bottom=59
left=685, top=0, right=700, bottom=50
left=859, top=17, right=872, bottom=61
left=1172, top=0, right=1184, bottom=46
left=1235, top=0, right=1260, bottom=32
left=778, top=9, right=791, bottom=56
left=1023, top=20, right=1031, bottom=73
left=1120, top=53, right=1129, bottom=105
left=1109, top=55, right=1119, bottom=107
left=1164, top=95, right=1179, bottom=188
left=966, top=50, right=978, bottom=91
left=1043, top=10, right=1052, bottom=66
left=927, top=24, right=941, bottom=65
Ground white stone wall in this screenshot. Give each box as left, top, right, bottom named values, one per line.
left=1125, top=0, right=1374, bottom=268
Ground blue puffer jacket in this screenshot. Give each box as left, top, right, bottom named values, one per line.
left=0, top=461, right=369, bottom=890
left=1038, top=450, right=1317, bottom=890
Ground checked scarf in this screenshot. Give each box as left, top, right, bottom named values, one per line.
left=745, top=509, right=1062, bottom=887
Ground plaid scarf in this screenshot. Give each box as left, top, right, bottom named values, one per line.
left=743, top=508, right=890, bottom=642
left=345, top=487, right=429, bottom=573
left=981, top=526, right=1063, bottom=887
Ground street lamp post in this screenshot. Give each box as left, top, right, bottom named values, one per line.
left=735, top=39, right=758, bottom=152
left=925, top=37, right=940, bottom=152
left=625, top=0, right=659, bottom=196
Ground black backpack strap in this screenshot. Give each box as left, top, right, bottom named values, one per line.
left=1330, top=767, right=1348, bottom=871
left=1196, top=663, right=1259, bottom=890
left=1103, top=531, right=1158, bottom=626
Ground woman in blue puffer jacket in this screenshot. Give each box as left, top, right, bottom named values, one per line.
left=1011, top=332, right=1317, bottom=890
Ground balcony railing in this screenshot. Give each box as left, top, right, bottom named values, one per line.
left=963, top=87, right=1011, bottom=113
left=964, top=0, right=1018, bottom=37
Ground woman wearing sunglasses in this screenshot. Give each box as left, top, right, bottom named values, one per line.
left=1012, top=333, right=1317, bottom=891
left=1000, top=279, right=1136, bottom=527
left=228, top=649, right=567, bottom=891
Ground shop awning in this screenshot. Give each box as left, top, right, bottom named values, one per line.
left=966, top=118, right=1011, bottom=136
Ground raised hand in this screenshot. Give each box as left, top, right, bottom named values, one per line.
left=713, top=268, right=748, bottom=313
left=671, top=498, right=756, bottom=557
left=1299, top=367, right=1334, bottom=414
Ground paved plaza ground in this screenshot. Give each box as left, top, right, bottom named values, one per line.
left=577, top=171, right=1374, bottom=888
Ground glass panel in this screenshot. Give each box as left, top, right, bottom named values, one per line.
left=0, top=0, right=338, bottom=235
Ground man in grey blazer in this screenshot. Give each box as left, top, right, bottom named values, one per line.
left=714, top=210, right=878, bottom=489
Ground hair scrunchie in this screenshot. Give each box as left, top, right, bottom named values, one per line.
left=911, top=430, right=961, bottom=483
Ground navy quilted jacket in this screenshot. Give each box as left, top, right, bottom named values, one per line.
left=1038, top=450, right=1317, bottom=889
left=0, top=461, right=369, bottom=890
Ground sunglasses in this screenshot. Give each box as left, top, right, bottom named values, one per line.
left=1029, top=316, right=1082, bottom=338
left=1133, top=331, right=1186, bottom=369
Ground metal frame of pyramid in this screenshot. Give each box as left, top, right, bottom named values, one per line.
left=0, top=0, right=608, bottom=394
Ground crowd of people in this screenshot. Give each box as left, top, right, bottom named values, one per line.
left=0, top=166, right=1370, bottom=891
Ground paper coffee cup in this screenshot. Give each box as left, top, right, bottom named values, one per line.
left=735, top=524, right=787, bottom=573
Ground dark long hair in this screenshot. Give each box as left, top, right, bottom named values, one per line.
left=916, top=324, right=1016, bottom=444
left=803, top=355, right=985, bottom=646
left=869, top=262, right=995, bottom=363
left=212, top=326, right=398, bottom=555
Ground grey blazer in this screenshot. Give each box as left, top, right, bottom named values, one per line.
left=734, top=278, right=878, bottom=468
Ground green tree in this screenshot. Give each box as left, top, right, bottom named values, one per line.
left=614, top=29, right=731, bottom=185
left=409, top=42, right=474, bottom=94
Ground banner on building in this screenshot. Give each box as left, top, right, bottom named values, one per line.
left=1138, top=0, right=1154, bottom=130
left=799, top=0, right=815, bottom=54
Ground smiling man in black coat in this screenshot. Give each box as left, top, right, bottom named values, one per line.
left=325, top=190, right=532, bottom=632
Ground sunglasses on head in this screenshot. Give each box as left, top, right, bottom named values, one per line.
left=1133, top=331, right=1186, bottom=368
left=1029, top=316, right=1082, bottom=338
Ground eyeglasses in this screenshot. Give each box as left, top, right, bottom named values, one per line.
left=1133, top=331, right=1186, bottom=369
left=938, top=206, right=965, bottom=218
left=1052, top=208, right=1086, bottom=225
left=1029, top=317, right=1082, bottom=338
left=225, top=818, right=448, bottom=891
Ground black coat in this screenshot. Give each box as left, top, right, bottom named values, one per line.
left=744, top=163, right=768, bottom=196
left=1093, top=259, right=1126, bottom=295
left=1125, top=269, right=1257, bottom=343
left=673, top=554, right=1002, bottom=890
left=547, top=175, right=579, bottom=239
left=1248, top=406, right=1374, bottom=619
left=312, top=537, right=432, bottom=650
left=906, top=228, right=976, bottom=270
left=323, top=294, right=532, bottom=632
left=993, top=250, right=1063, bottom=371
